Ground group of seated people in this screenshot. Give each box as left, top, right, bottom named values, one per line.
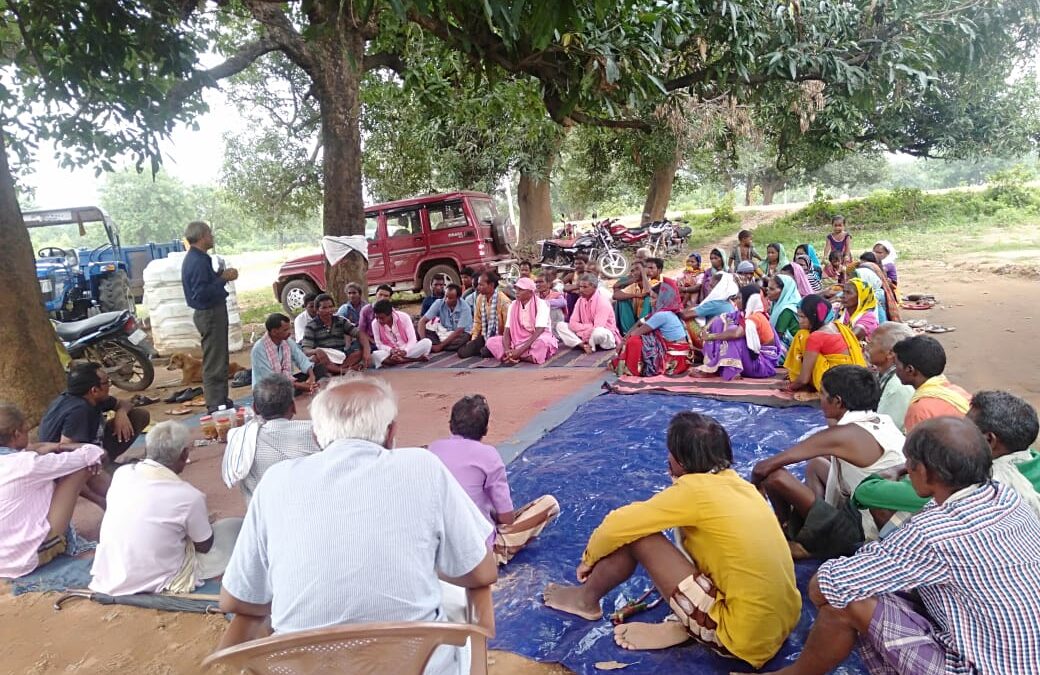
left=544, top=364, right=1040, bottom=673
left=2, top=341, right=1039, bottom=672
left=608, top=225, right=906, bottom=389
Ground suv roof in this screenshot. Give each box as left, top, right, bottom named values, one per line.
left=366, top=191, right=496, bottom=214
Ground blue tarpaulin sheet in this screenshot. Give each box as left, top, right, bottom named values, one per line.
left=492, top=393, right=866, bottom=674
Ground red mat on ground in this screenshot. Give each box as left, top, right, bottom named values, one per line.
left=607, top=370, right=820, bottom=408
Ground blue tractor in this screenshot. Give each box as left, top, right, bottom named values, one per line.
left=26, top=206, right=183, bottom=321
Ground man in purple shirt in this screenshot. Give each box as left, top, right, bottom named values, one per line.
left=428, top=395, right=559, bottom=565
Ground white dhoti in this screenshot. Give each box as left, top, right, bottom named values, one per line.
left=316, top=347, right=346, bottom=365
left=372, top=338, right=433, bottom=368
left=556, top=324, right=617, bottom=351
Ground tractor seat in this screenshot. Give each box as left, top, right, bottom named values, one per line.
left=54, top=311, right=127, bottom=341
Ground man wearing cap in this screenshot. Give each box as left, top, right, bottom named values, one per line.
left=486, top=277, right=559, bottom=365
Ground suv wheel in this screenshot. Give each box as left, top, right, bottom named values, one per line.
left=422, top=264, right=460, bottom=296
left=99, top=270, right=136, bottom=314
left=281, top=278, right=319, bottom=315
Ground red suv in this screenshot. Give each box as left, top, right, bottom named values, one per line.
left=274, top=191, right=518, bottom=313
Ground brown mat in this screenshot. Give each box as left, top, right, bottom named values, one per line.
left=607, top=371, right=820, bottom=408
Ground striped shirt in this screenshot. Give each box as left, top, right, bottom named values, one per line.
left=0, top=444, right=106, bottom=578
left=818, top=482, right=1040, bottom=675
left=238, top=419, right=321, bottom=502
left=223, top=439, right=492, bottom=675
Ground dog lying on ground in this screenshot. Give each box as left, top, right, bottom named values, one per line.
left=167, top=352, right=245, bottom=385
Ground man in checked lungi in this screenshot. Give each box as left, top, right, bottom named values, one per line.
left=427, top=394, right=559, bottom=565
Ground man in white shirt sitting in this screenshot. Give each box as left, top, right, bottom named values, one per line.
left=218, top=375, right=496, bottom=674
left=90, top=422, right=241, bottom=596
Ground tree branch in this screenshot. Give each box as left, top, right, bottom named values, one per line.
left=363, top=52, right=405, bottom=73
left=166, top=37, right=279, bottom=113
left=567, top=110, right=651, bottom=130
left=243, top=0, right=317, bottom=73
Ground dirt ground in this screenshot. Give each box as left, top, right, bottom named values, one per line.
left=2, top=365, right=602, bottom=675
left=2, top=254, right=1037, bottom=675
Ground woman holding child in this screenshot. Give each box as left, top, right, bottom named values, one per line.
left=698, top=285, right=782, bottom=380
left=785, top=295, right=867, bottom=392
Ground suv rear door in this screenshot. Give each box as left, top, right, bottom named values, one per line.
left=384, top=206, right=427, bottom=284
left=364, top=212, right=388, bottom=284
left=426, top=198, right=477, bottom=259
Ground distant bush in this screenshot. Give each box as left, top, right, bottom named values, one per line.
left=984, top=165, right=1036, bottom=209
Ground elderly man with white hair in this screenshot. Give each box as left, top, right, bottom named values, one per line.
left=866, top=321, right=916, bottom=431
left=218, top=374, right=496, bottom=674
left=555, top=273, right=620, bottom=354
left=90, top=421, right=241, bottom=596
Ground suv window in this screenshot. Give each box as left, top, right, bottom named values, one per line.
left=388, top=209, right=422, bottom=237
left=364, top=214, right=380, bottom=241
left=428, top=200, right=468, bottom=230
left=470, top=198, right=495, bottom=225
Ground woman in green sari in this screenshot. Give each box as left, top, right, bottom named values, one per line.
left=613, top=259, right=652, bottom=333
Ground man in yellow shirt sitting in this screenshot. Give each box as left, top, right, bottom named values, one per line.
left=542, top=412, right=801, bottom=669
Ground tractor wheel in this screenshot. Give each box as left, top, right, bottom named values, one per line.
left=99, top=271, right=136, bottom=314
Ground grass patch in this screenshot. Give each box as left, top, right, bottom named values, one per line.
left=749, top=187, right=1040, bottom=262
left=236, top=287, right=283, bottom=324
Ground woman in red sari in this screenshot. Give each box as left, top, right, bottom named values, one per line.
left=612, top=284, right=692, bottom=376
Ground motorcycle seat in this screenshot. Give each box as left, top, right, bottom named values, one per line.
left=55, top=311, right=127, bottom=341
left=545, top=237, right=581, bottom=247
left=648, top=225, right=667, bottom=234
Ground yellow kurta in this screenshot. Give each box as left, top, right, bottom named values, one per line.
left=581, top=470, right=801, bottom=668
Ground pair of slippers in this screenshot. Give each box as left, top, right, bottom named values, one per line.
left=163, top=387, right=203, bottom=403
left=129, top=395, right=159, bottom=407
left=907, top=320, right=956, bottom=334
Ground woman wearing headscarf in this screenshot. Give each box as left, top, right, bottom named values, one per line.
left=784, top=295, right=867, bottom=392
left=698, top=285, right=782, bottom=380
left=757, top=243, right=789, bottom=281
left=795, top=243, right=824, bottom=277
left=612, top=260, right=651, bottom=333
left=839, top=278, right=879, bottom=340
left=855, top=253, right=901, bottom=323
left=872, top=240, right=899, bottom=288
left=766, top=275, right=802, bottom=350
left=687, top=272, right=739, bottom=323
left=794, top=254, right=824, bottom=292
left=782, top=262, right=815, bottom=298
left=612, top=284, right=693, bottom=377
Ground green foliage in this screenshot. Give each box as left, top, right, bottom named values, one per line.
left=756, top=185, right=1040, bottom=262
left=98, top=169, right=319, bottom=251
left=984, top=165, right=1037, bottom=209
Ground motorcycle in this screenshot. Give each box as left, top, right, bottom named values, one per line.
left=648, top=219, right=693, bottom=257
left=605, top=220, right=653, bottom=250
left=54, top=310, right=156, bottom=391
left=538, top=222, right=628, bottom=279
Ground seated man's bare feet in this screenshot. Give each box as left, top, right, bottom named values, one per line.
left=542, top=583, right=602, bottom=620
left=613, top=621, right=689, bottom=650
left=581, top=343, right=594, bottom=354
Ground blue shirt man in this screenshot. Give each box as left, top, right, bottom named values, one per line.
left=417, top=284, right=472, bottom=354
left=250, top=314, right=317, bottom=394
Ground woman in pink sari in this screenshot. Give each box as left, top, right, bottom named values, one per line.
left=487, top=277, right=559, bottom=364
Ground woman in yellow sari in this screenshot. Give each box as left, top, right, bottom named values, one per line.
left=784, top=294, right=866, bottom=392
left=838, top=278, right=879, bottom=341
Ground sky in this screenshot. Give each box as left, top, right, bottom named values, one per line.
left=24, top=88, right=239, bottom=209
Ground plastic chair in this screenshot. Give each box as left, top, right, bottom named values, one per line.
left=201, top=585, right=495, bottom=675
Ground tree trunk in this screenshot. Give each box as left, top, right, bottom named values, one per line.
left=761, top=178, right=783, bottom=206
left=640, top=148, right=681, bottom=224
left=0, top=133, right=65, bottom=425
left=313, top=25, right=368, bottom=304
left=744, top=176, right=754, bottom=207
left=517, top=170, right=555, bottom=244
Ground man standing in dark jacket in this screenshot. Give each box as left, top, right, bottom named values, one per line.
left=181, top=221, right=238, bottom=412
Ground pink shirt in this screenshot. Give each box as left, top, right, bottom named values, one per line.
left=427, top=436, right=513, bottom=546
left=0, top=444, right=105, bottom=578
left=371, top=309, right=418, bottom=352
left=569, top=291, right=621, bottom=342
